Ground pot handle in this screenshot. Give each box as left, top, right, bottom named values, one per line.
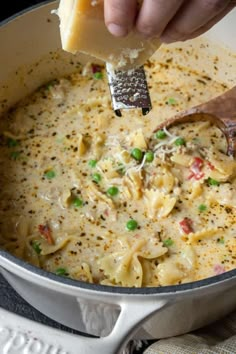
left=0, top=298, right=168, bottom=354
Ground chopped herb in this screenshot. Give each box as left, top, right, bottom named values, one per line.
left=55, top=268, right=68, bottom=276
left=131, top=148, right=143, bottom=161
left=72, top=197, right=83, bottom=208
left=192, top=137, right=201, bottom=144
left=163, top=238, right=174, bottom=247
left=44, top=170, right=56, bottom=179
left=56, top=137, right=64, bottom=143
left=207, top=178, right=220, bottom=186
left=155, top=130, right=167, bottom=139
left=32, top=241, right=41, bottom=255
left=10, top=151, right=21, bottom=160
left=44, top=80, right=57, bottom=90
left=93, top=72, right=103, bottom=80
left=117, top=163, right=126, bottom=175
left=126, top=219, right=138, bottom=231
left=88, top=159, right=97, bottom=168
left=217, top=238, right=225, bottom=244
left=198, top=204, right=207, bottom=212
left=92, top=173, right=102, bottom=183
left=145, top=151, right=154, bottom=163
left=174, top=137, right=185, bottom=146
left=7, top=138, right=19, bottom=147
left=107, top=186, right=119, bottom=197
left=167, top=97, right=177, bottom=105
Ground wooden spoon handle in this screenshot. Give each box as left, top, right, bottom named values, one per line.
left=194, top=86, right=236, bottom=120
left=154, top=86, right=236, bottom=156
left=193, top=86, right=236, bottom=156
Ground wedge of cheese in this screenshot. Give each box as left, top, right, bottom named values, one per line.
left=56, top=0, right=161, bottom=70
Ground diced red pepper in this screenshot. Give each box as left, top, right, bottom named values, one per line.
left=179, top=218, right=194, bottom=234
left=188, top=171, right=205, bottom=180
left=38, top=224, right=54, bottom=245
left=91, top=64, right=102, bottom=74
left=188, top=157, right=205, bottom=180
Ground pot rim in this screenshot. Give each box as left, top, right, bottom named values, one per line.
left=1, top=250, right=236, bottom=295
left=0, top=0, right=235, bottom=295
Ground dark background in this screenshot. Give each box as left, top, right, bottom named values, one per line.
left=0, top=2, right=149, bottom=352
left=0, top=1, right=44, bottom=21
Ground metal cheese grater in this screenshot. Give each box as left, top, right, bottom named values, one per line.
left=106, top=63, right=152, bottom=117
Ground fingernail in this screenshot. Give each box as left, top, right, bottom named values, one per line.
left=107, top=23, right=128, bottom=37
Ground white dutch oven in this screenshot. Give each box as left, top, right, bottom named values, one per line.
left=0, top=2, right=235, bottom=353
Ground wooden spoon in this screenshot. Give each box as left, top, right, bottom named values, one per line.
left=154, top=86, right=236, bottom=157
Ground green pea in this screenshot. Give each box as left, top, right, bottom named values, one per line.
left=92, top=173, right=102, bottom=183
left=131, top=148, right=143, bottom=161
left=107, top=186, right=119, bottom=197
left=55, top=268, right=68, bottom=276
left=32, top=241, right=41, bottom=255
left=72, top=197, right=83, bottom=208
left=88, top=159, right=97, bottom=168
left=7, top=138, right=19, bottom=147
left=145, top=151, right=154, bottom=163
left=163, top=238, right=174, bottom=247
left=208, top=178, right=220, bottom=186
left=44, top=170, right=56, bottom=179
left=126, top=219, right=138, bottom=231
left=174, top=137, right=185, bottom=146
left=10, top=151, right=21, bottom=160
left=94, top=72, right=103, bottom=80
left=167, top=97, right=177, bottom=105
left=155, top=130, right=167, bottom=139
left=198, top=204, right=207, bottom=212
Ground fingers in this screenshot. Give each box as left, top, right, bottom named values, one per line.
left=104, top=0, right=236, bottom=43
left=104, top=0, right=137, bottom=37
left=136, top=0, right=185, bottom=37
left=161, top=0, right=234, bottom=43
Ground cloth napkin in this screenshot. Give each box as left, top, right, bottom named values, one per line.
left=143, top=310, right=236, bottom=354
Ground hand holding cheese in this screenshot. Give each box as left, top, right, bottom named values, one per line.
left=57, top=0, right=161, bottom=70
left=105, top=0, right=236, bottom=43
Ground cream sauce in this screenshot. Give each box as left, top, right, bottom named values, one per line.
left=0, top=43, right=235, bottom=287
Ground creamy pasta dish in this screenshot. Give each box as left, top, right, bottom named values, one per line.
left=0, top=43, right=235, bottom=287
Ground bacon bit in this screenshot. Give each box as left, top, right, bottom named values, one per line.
left=213, top=264, right=225, bottom=275
left=179, top=218, right=194, bottom=234
left=134, top=234, right=141, bottom=239
left=38, top=224, right=54, bottom=245
left=207, top=161, right=215, bottom=170
left=188, top=157, right=205, bottom=180
left=91, top=64, right=102, bottom=74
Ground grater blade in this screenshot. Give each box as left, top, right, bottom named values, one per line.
left=106, top=64, right=152, bottom=117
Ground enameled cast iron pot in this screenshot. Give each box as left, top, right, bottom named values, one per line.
left=0, top=2, right=235, bottom=353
